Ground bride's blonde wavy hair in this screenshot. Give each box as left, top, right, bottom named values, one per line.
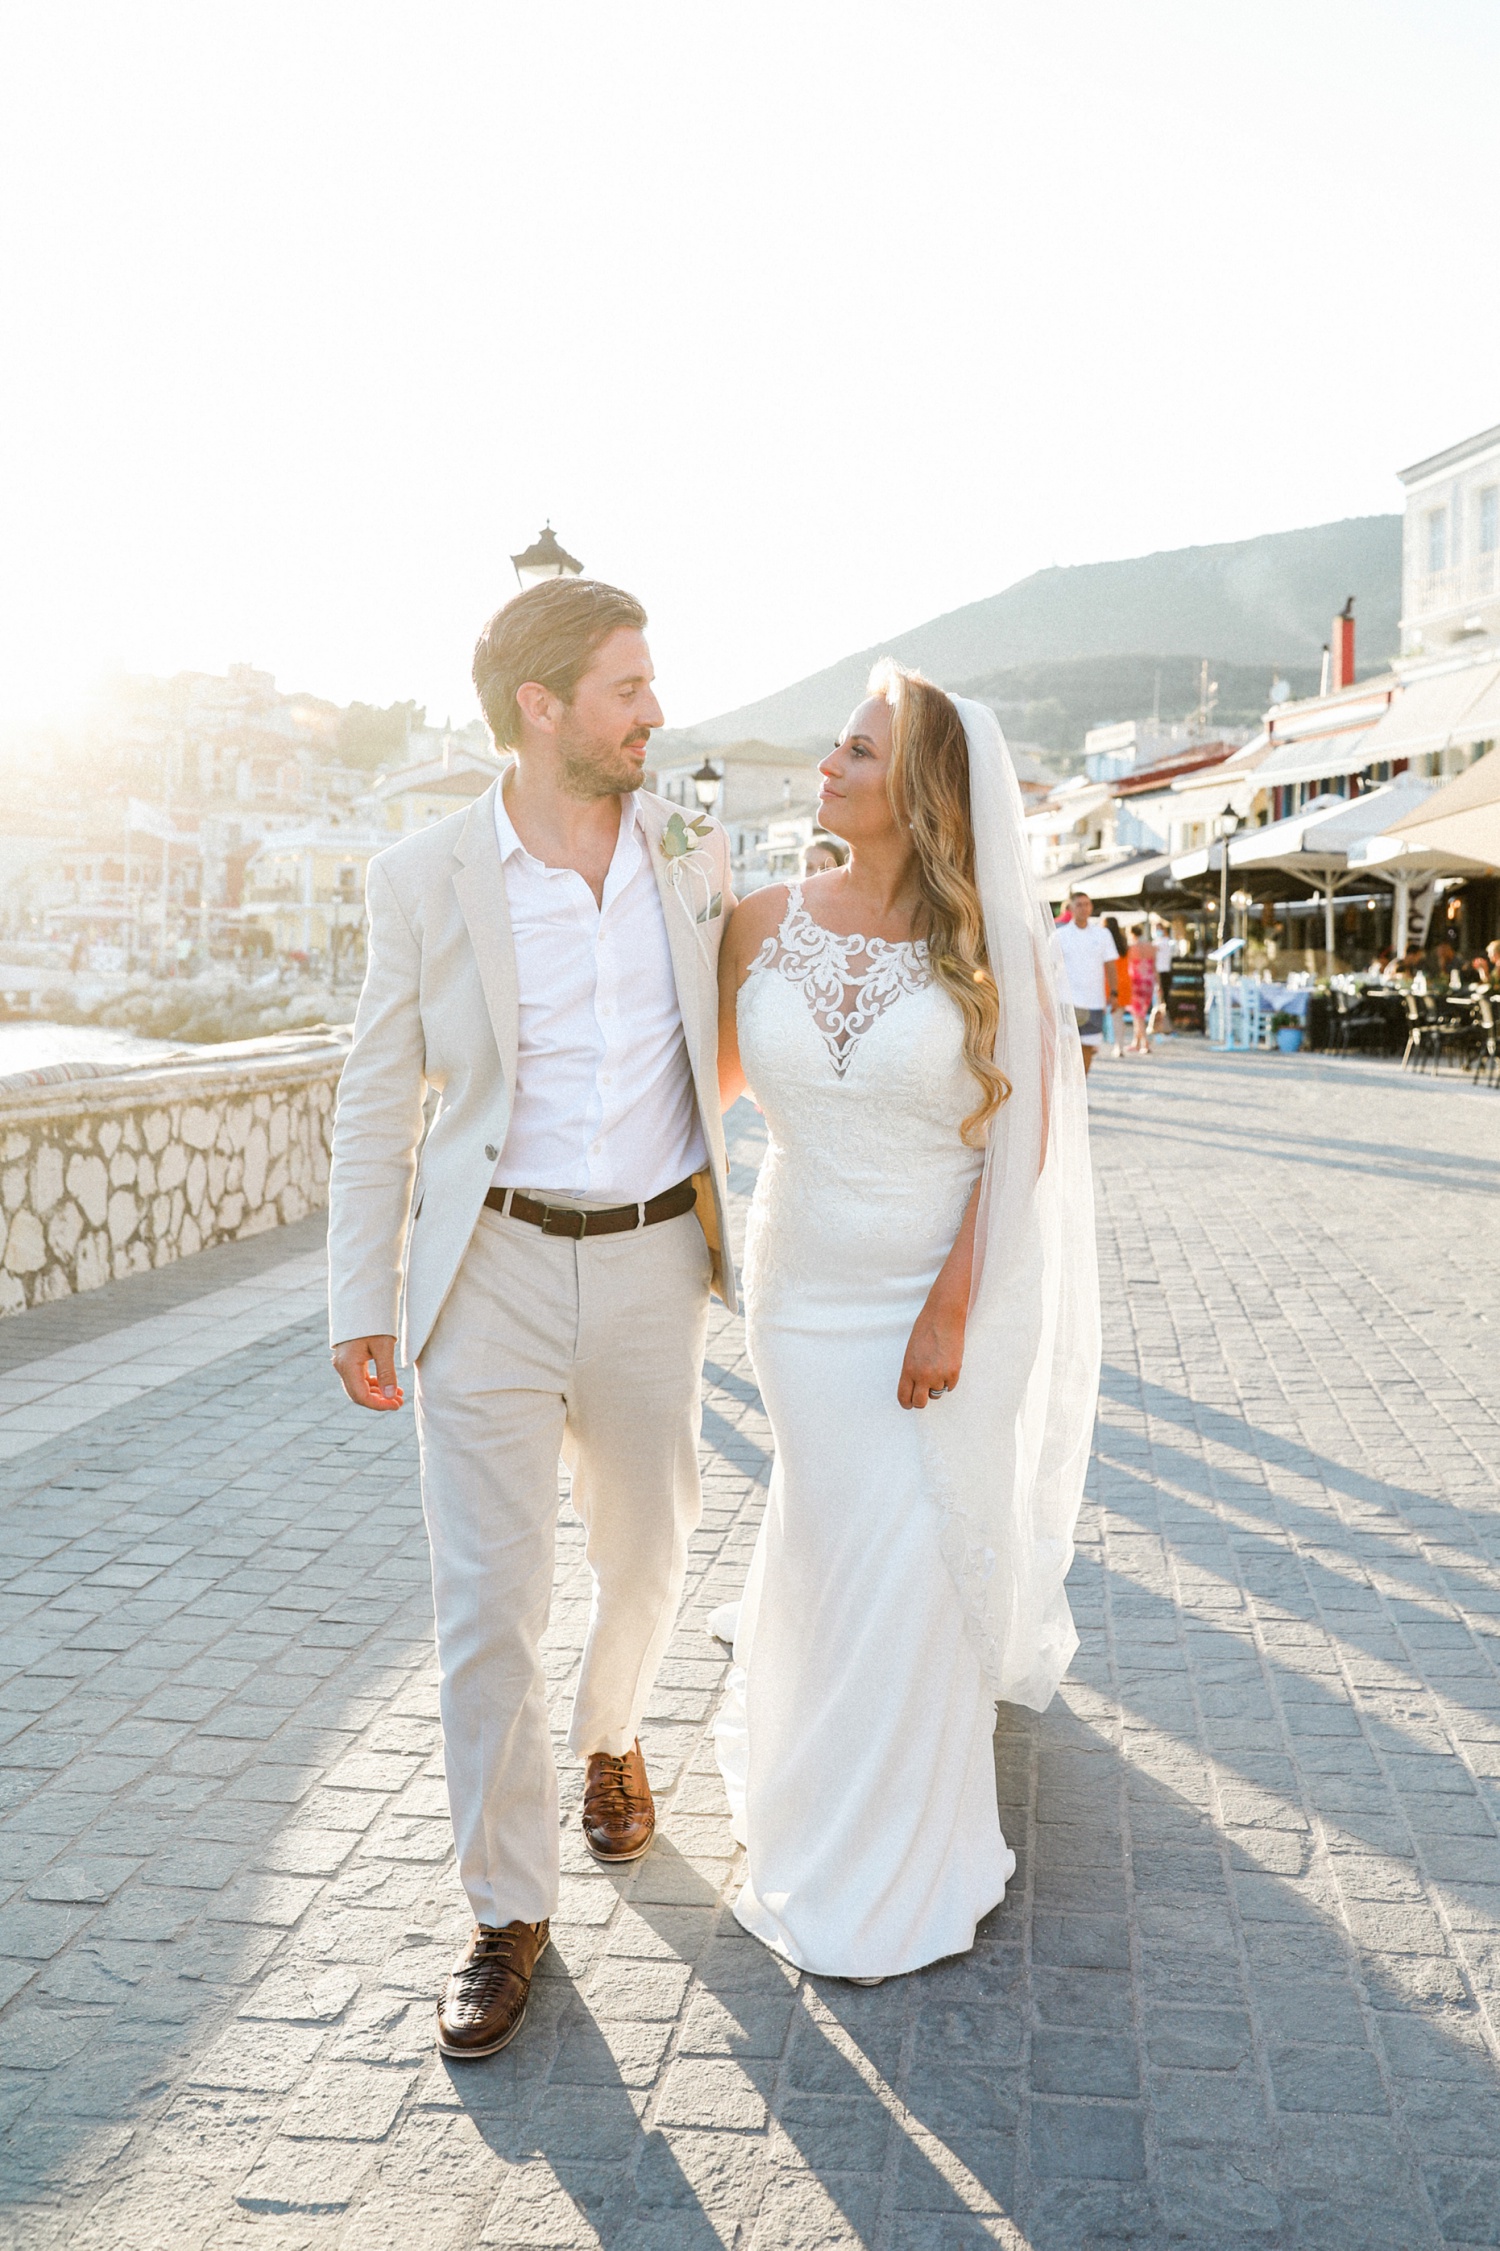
left=868, top=659, right=1010, bottom=1145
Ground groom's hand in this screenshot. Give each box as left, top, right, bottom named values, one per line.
left=332, top=1335, right=404, bottom=1411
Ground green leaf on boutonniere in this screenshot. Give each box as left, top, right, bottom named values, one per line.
left=661, top=811, right=714, bottom=859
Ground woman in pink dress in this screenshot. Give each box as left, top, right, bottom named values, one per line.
left=1125, top=929, right=1156, bottom=1055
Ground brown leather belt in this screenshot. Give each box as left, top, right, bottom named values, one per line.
left=483, top=1176, right=697, bottom=1239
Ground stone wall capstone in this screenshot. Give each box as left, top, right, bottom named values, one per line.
left=0, top=1036, right=347, bottom=1316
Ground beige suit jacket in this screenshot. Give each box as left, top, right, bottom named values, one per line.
left=326, top=777, right=736, bottom=1362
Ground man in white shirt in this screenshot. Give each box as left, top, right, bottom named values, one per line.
left=327, top=579, right=734, bottom=2060
left=1054, top=889, right=1118, bottom=1076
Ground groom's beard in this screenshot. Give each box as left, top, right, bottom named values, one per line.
left=556, top=718, right=653, bottom=800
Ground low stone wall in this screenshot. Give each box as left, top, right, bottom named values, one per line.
left=0, top=1036, right=348, bottom=1316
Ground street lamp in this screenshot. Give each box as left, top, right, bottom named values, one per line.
left=510, top=523, right=584, bottom=588
left=1216, top=809, right=1242, bottom=952
left=691, top=758, right=723, bottom=812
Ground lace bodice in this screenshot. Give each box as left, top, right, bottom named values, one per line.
left=737, top=885, right=982, bottom=1316
left=749, top=888, right=930, bottom=1076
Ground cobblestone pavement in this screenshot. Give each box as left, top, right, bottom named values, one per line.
left=1, top=1049, right=1499, bottom=2250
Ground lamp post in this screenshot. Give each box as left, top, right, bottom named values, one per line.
left=1216, top=810, right=1242, bottom=952
left=691, top=758, right=723, bottom=815
left=510, top=524, right=584, bottom=588
left=1231, top=889, right=1254, bottom=955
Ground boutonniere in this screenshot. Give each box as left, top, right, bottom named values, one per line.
left=659, top=811, right=722, bottom=926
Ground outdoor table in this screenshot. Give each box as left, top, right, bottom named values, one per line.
left=1255, top=982, right=1311, bottom=1023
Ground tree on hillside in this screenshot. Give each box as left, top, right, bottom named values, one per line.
left=336, top=701, right=424, bottom=770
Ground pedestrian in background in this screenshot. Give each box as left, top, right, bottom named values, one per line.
left=1125, top=926, right=1157, bottom=1055
left=1148, top=915, right=1177, bottom=1037
left=800, top=834, right=849, bottom=876
left=1102, top=917, right=1129, bottom=1058
left=1054, top=890, right=1118, bottom=1078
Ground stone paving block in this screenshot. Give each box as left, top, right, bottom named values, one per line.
left=656, top=2055, right=773, bottom=2131
left=584, top=1959, right=693, bottom=2022
left=893, top=2126, right=1016, bottom=2214
left=253, top=1828, right=358, bottom=1878
left=550, top=2014, right=673, bottom=2089
left=1033, top=1907, right=1135, bottom=1972
left=749, top=2166, right=882, bottom=2246
left=187, top=2021, right=328, bottom=2093
left=677, top=1990, right=795, bottom=2058
left=0, top=1903, right=91, bottom=1959
left=769, top=2093, right=892, bottom=2173
left=23, top=1855, right=140, bottom=1903
left=1148, top=2060, right=1275, bottom=2152
left=1267, top=2042, right=1389, bottom=2115
left=785, top=2014, right=903, bottom=2094
left=522, top=2087, right=649, bottom=2164
left=1, top=2005, right=100, bottom=2070
left=1422, top=2158, right=1500, bottom=2247
left=477, top=2160, right=620, bottom=2247
left=633, top=2124, right=766, bottom=2215
left=1144, top=2003, right=1253, bottom=2071
left=237, top=1966, right=360, bottom=2024
left=233, top=2133, right=373, bottom=2213
left=206, top=1873, right=324, bottom=1927
left=275, top=2059, right=413, bottom=2140
left=1029, top=2096, right=1148, bottom=2180
left=1032, top=2027, right=1140, bottom=2097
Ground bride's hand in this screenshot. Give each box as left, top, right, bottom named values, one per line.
left=899, top=1294, right=966, bottom=1410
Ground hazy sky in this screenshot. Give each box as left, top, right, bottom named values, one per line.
left=3, top=1, right=1497, bottom=735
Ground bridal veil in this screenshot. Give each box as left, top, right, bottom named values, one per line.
left=917, top=694, right=1101, bottom=1711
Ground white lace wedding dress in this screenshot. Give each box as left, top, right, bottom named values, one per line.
left=714, top=886, right=1017, bottom=1978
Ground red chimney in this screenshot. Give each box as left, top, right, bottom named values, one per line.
left=1331, top=597, right=1355, bottom=691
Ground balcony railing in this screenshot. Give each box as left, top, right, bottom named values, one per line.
left=1409, top=550, right=1500, bottom=621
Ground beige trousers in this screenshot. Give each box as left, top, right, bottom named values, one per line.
left=414, top=1203, right=711, bottom=1926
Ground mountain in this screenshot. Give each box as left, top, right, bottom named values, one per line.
left=678, top=515, right=1402, bottom=752
left=955, top=653, right=1324, bottom=757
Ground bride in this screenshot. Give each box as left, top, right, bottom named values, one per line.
left=712, top=662, right=1099, bottom=1981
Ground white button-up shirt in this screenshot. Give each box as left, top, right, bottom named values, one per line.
left=491, top=784, right=707, bottom=1203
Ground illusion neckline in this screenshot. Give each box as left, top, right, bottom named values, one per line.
left=780, top=884, right=928, bottom=960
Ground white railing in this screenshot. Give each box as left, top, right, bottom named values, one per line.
left=1409, top=551, right=1499, bottom=621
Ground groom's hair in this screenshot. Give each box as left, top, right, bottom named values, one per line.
left=472, top=579, right=647, bottom=749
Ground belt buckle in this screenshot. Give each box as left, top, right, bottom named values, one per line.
left=539, top=1204, right=585, bottom=1239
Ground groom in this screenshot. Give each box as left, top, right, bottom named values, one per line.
left=326, top=577, right=735, bottom=2059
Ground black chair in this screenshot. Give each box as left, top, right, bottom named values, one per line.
left=1469, top=992, right=1499, bottom=1089
left=1423, top=992, right=1475, bottom=1072
left=1401, top=992, right=1438, bottom=1072
left=1335, top=987, right=1389, bottom=1057
left=1331, top=989, right=1352, bottom=1055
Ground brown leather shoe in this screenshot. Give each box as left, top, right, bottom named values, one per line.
left=581, top=1739, right=655, bottom=1863
left=435, top=1919, right=549, bottom=2059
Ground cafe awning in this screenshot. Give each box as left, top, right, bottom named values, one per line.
left=1173, top=780, right=1437, bottom=947
left=1358, top=745, right=1500, bottom=871
left=1023, top=781, right=1111, bottom=838
left=1227, top=776, right=1435, bottom=878
left=1252, top=723, right=1382, bottom=790
left=1037, top=852, right=1173, bottom=905
left=1356, top=659, right=1500, bottom=765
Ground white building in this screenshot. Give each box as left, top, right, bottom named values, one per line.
left=1399, top=421, right=1500, bottom=655
left=650, top=739, right=822, bottom=892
